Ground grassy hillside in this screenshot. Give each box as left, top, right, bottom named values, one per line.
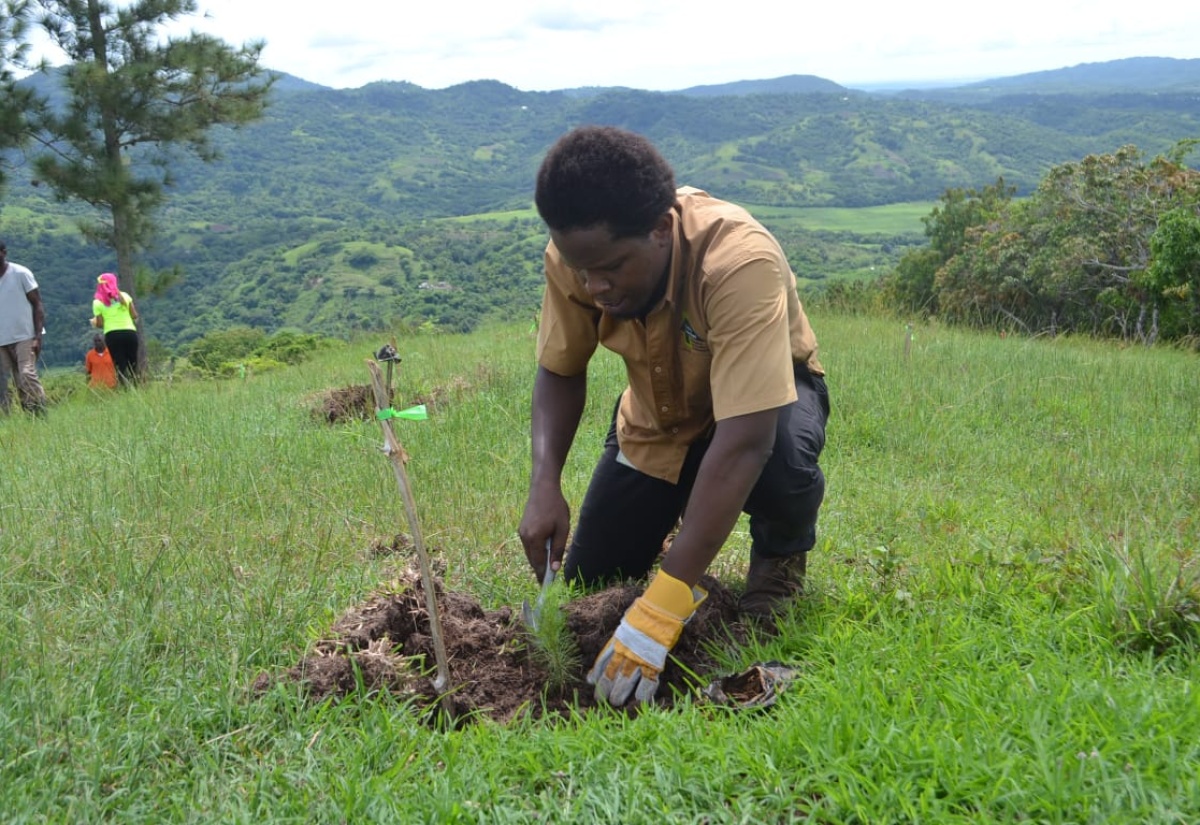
left=6, top=199, right=929, bottom=366
left=2, top=315, right=1197, bottom=821
left=749, top=201, right=935, bottom=234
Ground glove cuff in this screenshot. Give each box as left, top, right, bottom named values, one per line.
left=643, top=569, right=707, bottom=620
left=613, top=618, right=671, bottom=670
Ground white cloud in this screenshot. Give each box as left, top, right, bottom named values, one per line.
left=160, top=0, right=1200, bottom=90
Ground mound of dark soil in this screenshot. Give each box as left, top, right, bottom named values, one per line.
left=311, top=384, right=374, bottom=423
left=309, top=375, right=475, bottom=424
left=251, top=561, right=751, bottom=723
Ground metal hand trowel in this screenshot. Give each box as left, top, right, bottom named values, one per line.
left=521, top=539, right=556, bottom=631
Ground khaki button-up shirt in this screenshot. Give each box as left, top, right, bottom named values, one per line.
left=537, top=187, right=822, bottom=484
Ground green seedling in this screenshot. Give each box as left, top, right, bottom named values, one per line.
left=525, top=578, right=581, bottom=693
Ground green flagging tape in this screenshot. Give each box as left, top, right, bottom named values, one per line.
left=376, top=404, right=428, bottom=421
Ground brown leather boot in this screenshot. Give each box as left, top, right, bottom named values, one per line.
left=739, top=551, right=807, bottom=618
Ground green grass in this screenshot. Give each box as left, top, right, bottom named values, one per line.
left=1, top=314, right=1198, bottom=822
left=442, top=202, right=935, bottom=236
left=746, top=201, right=935, bottom=235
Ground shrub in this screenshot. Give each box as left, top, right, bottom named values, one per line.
left=186, top=328, right=332, bottom=376
left=255, top=330, right=330, bottom=365
left=188, top=327, right=266, bottom=373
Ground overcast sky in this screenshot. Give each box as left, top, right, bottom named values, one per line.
left=165, top=1, right=1198, bottom=91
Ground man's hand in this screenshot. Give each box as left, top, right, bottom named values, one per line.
left=588, top=570, right=707, bottom=706
left=518, top=482, right=569, bottom=581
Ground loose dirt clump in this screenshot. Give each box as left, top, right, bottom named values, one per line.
left=309, top=375, right=474, bottom=424
left=367, top=533, right=414, bottom=558
left=251, top=562, right=748, bottom=724
left=310, top=384, right=374, bottom=423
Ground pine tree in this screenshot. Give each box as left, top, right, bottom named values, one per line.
left=27, top=0, right=272, bottom=375
left=0, top=0, right=36, bottom=189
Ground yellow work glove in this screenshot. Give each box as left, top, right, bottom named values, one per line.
left=587, top=569, right=708, bottom=706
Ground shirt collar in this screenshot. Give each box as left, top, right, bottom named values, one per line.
left=644, top=201, right=685, bottom=318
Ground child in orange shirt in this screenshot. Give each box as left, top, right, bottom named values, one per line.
left=85, top=334, right=118, bottom=389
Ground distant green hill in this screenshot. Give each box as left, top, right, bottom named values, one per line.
left=893, top=56, right=1200, bottom=101
left=4, top=58, right=1199, bottom=366
left=675, top=75, right=852, bottom=96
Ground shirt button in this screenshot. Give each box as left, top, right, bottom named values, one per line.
left=660, top=405, right=669, bottom=413
left=654, top=366, right=662, bottom=374
left=671, top=427, right=679, bottom=434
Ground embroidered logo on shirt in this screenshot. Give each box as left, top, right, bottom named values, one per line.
left=681, top=314, right=708, bottom=351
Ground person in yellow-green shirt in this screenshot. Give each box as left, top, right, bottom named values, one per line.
left=91, top=272, right=138, bottom=384
left=517, top=127, right=830, bottom=707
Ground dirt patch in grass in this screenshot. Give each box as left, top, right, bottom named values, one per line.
left=311, top=384, right=375, bottom=423
left=251, top=552, right=751, bottom=723
left=309, top=375, right=474, bottom=424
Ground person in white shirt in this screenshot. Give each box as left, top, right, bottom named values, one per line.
left=0, top=240, right=48, bottom=416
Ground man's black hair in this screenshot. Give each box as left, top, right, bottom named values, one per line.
left=535, top=126, right=676, bottom=239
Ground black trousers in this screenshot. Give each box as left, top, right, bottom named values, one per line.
left=105, top=330, right=139, bottom=384
left=563, top=370, right=830, bottom=586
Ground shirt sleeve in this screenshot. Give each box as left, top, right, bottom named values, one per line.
left=535, top=242, right=601, bottom=377
left=705, top=255, right=797, bottom=421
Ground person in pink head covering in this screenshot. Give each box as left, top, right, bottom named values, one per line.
left=91, top=272, right=139, bottom=384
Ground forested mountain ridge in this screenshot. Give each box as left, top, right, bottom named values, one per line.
left=557, top=56, right=1200, bottom=98
left=3, top=59, right=1199, bottom=366
left=892, top=56, right=1200, bottom=100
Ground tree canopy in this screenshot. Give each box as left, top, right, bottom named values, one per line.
left=0, top=0, right=36, bottom=189
left=886, top=142, right=1200, bottom=343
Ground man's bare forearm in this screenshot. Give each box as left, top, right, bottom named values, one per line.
left=530, top=365, right=587, bottom=487
left=659, top=408, right=778, bottom=586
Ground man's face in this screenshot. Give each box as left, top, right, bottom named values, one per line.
left=549, top=215, right=673, bottom=319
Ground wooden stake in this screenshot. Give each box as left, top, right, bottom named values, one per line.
left=366, top=359, right=453, bottom=716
